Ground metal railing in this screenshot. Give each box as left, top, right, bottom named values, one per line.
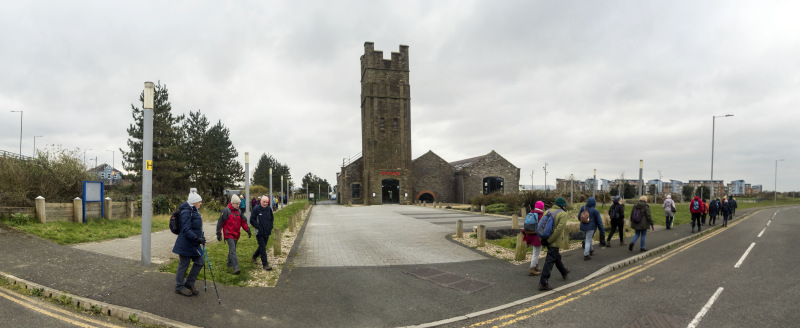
left=0, top=149, right=32, bottom=161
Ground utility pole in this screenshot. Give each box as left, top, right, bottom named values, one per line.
left=245, top=152, right=250, bottom=214
left=530, top=170, right=534, bottom=193
left=593, top=169, right=596, bottom=199
left=543, top=163, right=549, bottom=196
left=638, top=160, right=643, bottom=199
left=141, top=81, right=154, bottom=267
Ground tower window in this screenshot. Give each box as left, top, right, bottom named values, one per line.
left=393, top=118, right=398, bottom=131
left=380, top=118, right=385, bottom=130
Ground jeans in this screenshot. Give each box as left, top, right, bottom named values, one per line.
left=607, top=223, right=624, bottom=243
left=583, top=230, right=595, bottom=256
left=530, top=245, right=542, bottom=268
left=226, top=239, right=239, bottom=270
left=176, top=255, right=204, bottom=291
left=691, top=213, right=702, bottom=230
left=709, top=214, right=717, bottom=225
left=665, top=215, right=674, bottom=228
left=252, top=234, right=271, bottom=266
left=539, top=246, right=567, bottom=286
left=723, top=213, right=729, bottom=226
left=631, top=229, right=647, bottom=250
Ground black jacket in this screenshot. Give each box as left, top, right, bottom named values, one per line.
left=249, top=204, right=274, bottom=236
left=609, top=202, right=625, bottom=225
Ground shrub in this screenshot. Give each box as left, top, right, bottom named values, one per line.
left=0, top=147, right=95, bottom=206
left=7, top=213, right=35, bottom=225
left=485, top=203, right=514, bottom=214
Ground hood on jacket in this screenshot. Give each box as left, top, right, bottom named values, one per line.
left=585, top=197, right=596, bottom=208
left=179, top=201, right=193, bottom=212
left=227, top=203, right=240, bottom=212
left=533, top=201, right=545, bottom=213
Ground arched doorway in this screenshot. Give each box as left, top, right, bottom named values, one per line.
left=483, top=177, right=504, bottom=195
left=382, top=179, right=400, bottom=204
left=418, top=193, right=434, bottom=203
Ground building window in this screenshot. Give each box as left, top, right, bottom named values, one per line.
left=483, top=177, right=505, bottom=195
left=352, top=183, right=361, bottom=199
left=380, top=118, right=385, bottom=130
left=393, top=118, right=398, bottom=131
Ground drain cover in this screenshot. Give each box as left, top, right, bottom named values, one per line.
left=405, top=267, right=494, bottom=294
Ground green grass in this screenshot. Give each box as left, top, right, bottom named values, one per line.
left=160, top=200, right=309, bottom=287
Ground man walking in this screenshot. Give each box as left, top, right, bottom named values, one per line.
left=729, top=196, right=737, bottom=218
left=689, top=194, right=704, bottom=233
left=607, top=196, right=625, bottom=245
left=539, top=197, right=571, bottom=291
left=249, top=196, right=274, bottom=271
left=216, top=195, right=251, bottom=274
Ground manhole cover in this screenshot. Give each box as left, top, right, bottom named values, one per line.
left=449, top=279, right=494, bottom=294
left=625, top=311, right=683, bottom=328
left=406, top=267, right=445, bottom=279
left=428, top=273, right=468, bottom=286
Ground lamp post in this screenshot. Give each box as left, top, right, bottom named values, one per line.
left=593, top=169, right=596, bottom=199
left=638, top=160, right=643, bottom=198
left=141, top=81, right=155, bottom=267
left=105, top=150, right=114, bottom=184
left=775, top=159, right=784, bottom=206
left=269, top=168, right=273, bottom=209
left=530, top=170, right=534, bottom=193
left=245, top=152, right=250, bottom=214
left=33, top=136, right=43, bottom=157
left=570, top=174, right=574, bottom=204
left=711, top=114, right=734, bottom=199
left=10, top=111, right=22, bottom=157
left=543, top=162, right=549, bottom=196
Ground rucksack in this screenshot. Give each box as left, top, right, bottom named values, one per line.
left=537, top=209, right=562, bottom=240
left=692, top=199, right=700, bottom=211
left=169, top=208, right=184, bottom=235
left=631, top=207, right=643, bottom=224
left=524, top=212, right=539, bottom=231
left=579, top=206, right=591, bottom=224
left=609, top=204, right=619, bottom=219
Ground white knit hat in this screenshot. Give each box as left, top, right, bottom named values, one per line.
left=231, top=194, right=241, bottom=204
left=187, top=188, right=202, bottom=204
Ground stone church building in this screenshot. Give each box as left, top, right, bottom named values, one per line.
left=337, top=42, right=520, bottom=205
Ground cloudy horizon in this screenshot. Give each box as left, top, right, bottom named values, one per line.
left=1, top=1, right=798, bottom=194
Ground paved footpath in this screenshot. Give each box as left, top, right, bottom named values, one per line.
left=0, top=204, right=775, bottom=327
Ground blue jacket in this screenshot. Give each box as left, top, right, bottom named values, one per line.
left=172, top=202, right=204, bottom=257
left=579, top=197, right=605, bottom=233
left=249, top=204, right=274, bottom=237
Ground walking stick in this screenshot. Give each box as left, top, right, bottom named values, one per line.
left=202, top=244, right=221, bottom=304
left=203, top=259, right=207, bottom=292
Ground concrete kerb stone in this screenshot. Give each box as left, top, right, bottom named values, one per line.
left=0, top=271, right=199, bottom=328
left=406, top=211, right=760, bottom=328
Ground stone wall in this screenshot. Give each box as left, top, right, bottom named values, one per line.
left=460, top=151, right=521, bottom=202
left=412, top=151, right=455, bottom=203
left=338, top=157, right=364, bottom=205
left=0, top=200, right=135, bottom=222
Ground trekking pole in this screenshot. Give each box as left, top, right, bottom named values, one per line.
left=203, top=259, right=207, bottom=292
left=202, top=245, right=222, bottom=304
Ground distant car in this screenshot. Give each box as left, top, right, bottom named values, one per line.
left=331, top=194, right=337, bottom=200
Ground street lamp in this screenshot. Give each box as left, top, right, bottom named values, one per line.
left=711, top=114, right=734, bottom=199
left=543, top=163, right=549, bottom=196
left=570, top=174, right=574, bottom=204
left=10, top=111, right=22, bottom=157
left=638, top=160, right=643, bottom=198
left=141, top=81, right=155, bottom=267
left=245, top=152, right=250, bottom=214
left=33, top=136, right=43, bottom=157
left=775, top=159, right=784, bottom=206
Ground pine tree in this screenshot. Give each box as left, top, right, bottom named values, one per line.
left=252, top=153, right=292, bottom=194
left=202, top=120, right=243, bottom=201
left=185, top=110, right=210, bottom=192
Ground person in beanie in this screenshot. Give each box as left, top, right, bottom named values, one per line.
left=629, top=196, right=654, bottom=252
left=662, top=194, right=676, bottom=229
left=539, top=197, right=571, bottom=291
left=607, top=196, right=626, bottom=245
left=721, top=197, right=731, bottom=227
left=523, top=201, right=545, bottom=276
left=173, top=188, right=206, bottom=296
left=250, top=196, right=274, bottom=270
left=239, top=194, right=247, bottom=214
left=578, top=197, right=603, bottom=261
left=216, top=195, right=251, bottom=274
left=689, top=194, right=704, bottom=233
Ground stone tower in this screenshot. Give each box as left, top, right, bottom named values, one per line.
left=360, top=42, right=412, bottom=205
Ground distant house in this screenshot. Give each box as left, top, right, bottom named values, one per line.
left=88, top=164, right=123, bottom=185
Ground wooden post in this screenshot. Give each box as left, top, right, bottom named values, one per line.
left=477, top=225, right=486, bottom=247
left=515, top=232, right=526, bottom=261
left=73, top=197, right=82, bottom=223
left=104, top=197, right=112, bottom=220
left=456, top=219, right=463, bottom=238
left=480, top=205, right=485, bottom=214
left=520, top=207, right=526, bottom=217
left=511, top=214, right=519, bottom=229
left=35, top=196, right=46, bottom=223
left=288, top=214, right=295, bottom=233
left=273, top=228, right=282, bottom=256
left=125, top=199, right=134, bottom=218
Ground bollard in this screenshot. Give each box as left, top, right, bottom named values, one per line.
left=477, top=225, right=486, bottom=247
left=273, top=228, right=282, bottom=256
left=288, top=215, right=295, bottom=233
left=470, top=204, right=475, bottom=212
left=520, top=207, right=526, bottom=218
left=73, top=197, right=82, bottom=223
left=35, top=196, right=46, bottom=223
left=481, top=205, right=485, bottom=214
left=104, top=197, right=112, bottom=220
left=456, top=219, right=463, bottom=238
left=511, top=214, right=519, bottom=229
left=125, top=199, right=134, bottom=218
left=515, top=232, right=526, bottom=261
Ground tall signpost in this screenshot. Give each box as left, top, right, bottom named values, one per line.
left=638, top=160, right=643, bottom=199
left=269, top=168, right=273, bottom=209
left=245, top=152, right=250, bottom=214
left=141, top=82, right=154, bottom=267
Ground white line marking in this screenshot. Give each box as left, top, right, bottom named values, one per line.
left=734, top=243, right=756, bottom=268
left=767, top=220, right=771, bottom=226
left=687, top=287, right=725, bottom=328
left=758, top=228, right=766, bottom=238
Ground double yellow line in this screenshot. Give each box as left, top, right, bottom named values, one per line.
left=0, top=286, right=124, bottom=328
left=467, top=211, right=760, bottom=328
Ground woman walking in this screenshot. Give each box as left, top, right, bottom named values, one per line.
left=629, top=196, right=654, bottom=252
left=523, top=201, right=545, bottom=275
left=721, top=197, right=731, bottom=227
left=662, top=194, right=676, bottom=229
left=578, top=197, right=603, bottom=261
left=173, top=188, right=206, bottom=296
left=607, top=196, right=625, bottom=245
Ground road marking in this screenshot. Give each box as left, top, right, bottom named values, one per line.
left=734, top=243, right=756, bottom=268
left=0, top=287, right=123, bottom=328
left=687, top=287, right=724, bottom=328
left=767, top=220, right=771, bottom=226
left=757, top=228, right=766, bottom=238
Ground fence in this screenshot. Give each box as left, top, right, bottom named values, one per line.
left=0, top=197, right=138, bottom=223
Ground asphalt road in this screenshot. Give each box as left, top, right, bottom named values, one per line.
left=439, top=206, right=800, bottom=328
left=0, top=285, right=137, bottom=328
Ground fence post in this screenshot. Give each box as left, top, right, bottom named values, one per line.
left=288, top=214, right=295, bottom=233
left=515, top=232, right=526, bottom=261
left=104, top=197, right=112, bottom=220
left=273, top=228, right=282, bottom=256
left=125, top=199, right=134, bottom=218
left=477, top=225, right=486, bottom=247
left=520, top=207, right=526, bottom=217
left=73, top=197, right=82, bottom=223
left=35, top=196, right=46, bottom=223
left=512, top=214, right=519, bottom=229
left=456, top=219, right=463, bottom=238
left=481, top=205, right=485, bottom=214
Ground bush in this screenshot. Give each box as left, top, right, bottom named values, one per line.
left=7, top=213, right=35, bottom=225
left=485, top=203, right=514, bottom=214
left=249, top=185, right=269, bottom=197
left=0, top=147, right=95, bottom=206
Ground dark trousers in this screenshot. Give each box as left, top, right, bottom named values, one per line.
left=226, top=239, right=239, bottom=270
left=709, top=214, right=717, bottom=225
left=607, top=222, right=625, bottom=243
left=252, top=234, right=271, bottom=266
left=665, top=215, right=674, bottom=229
left=176, top=255, right=204, bottom=291
left=539, top=246, right=567, bottom=285
left=691, top=213, right=702, bottom=230
left=701, top=213, right=707, bottom=225
left=723, top=213, right=729, bottom=226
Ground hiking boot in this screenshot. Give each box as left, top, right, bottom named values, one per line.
left=698, top=227, right=702, bottom=232
left=640, top=248, right=647, bottom=252
left=529, top=267, right=541, bottom=276
left=233, top=268, right=241, bottom=275
left=629, top=243, right=634, bottom=251
left=589, top=250, right=594, bottom=256
left=538, top=283, right=553, bottom=291
left=562, top=269, right=571, bottom=280
left=251, top=257, right=258, bottom=265
left=620, top=241, right=625, bottom=246
left=584, top=255, right=591, bottom=261
left=184, top=284, right=199, bottom=296
left=175, top=288, right=193, bottom=297
left=263, top=265, right=273, bottom=271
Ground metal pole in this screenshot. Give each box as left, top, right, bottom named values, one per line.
left=245, top=152, right=250, bottom=214
left=638, top=160, right=643, bottom=198
left=141, top=81, right=155, bottom=267
left=570, top=174, right=574, bottom=204
left=280, top=175, right=284, bottom=208
left=269, top=168, right=273, bottom=209
left=711, top=116, right=716, bottom=200
left=593, top=169, right=596, bottom=199
left=530, top=170, right=534, bottom=192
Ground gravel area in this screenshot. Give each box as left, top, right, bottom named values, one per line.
left=246, top=208, right=309, bottom=287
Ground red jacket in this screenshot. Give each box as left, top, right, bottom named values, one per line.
left=689, top=196, right=704, bottom=214
left=216, top=203, right=250, bottom=240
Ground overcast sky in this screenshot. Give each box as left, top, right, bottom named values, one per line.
left=2, top=1, right=798, bottom=193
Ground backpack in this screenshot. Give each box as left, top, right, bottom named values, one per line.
left=692, top=199, right=701, bottom=211
left=169, top=208, right=184, bottom=235
left=579, top=206, right=591, bottom=224
left=524, top=212, right=539, bottom=231
left=537, top=209, right=561, bottom=240
left=609, top=204, right=619, bottom=220
left=631, top=207, right=643, bottom=224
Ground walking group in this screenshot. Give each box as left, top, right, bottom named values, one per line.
left=171, top=189, right=277, bottom=297
left=687, top=194, right=737, bottom=231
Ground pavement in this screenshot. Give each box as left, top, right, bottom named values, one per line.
left=0, top=202, right=776, bottom=327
